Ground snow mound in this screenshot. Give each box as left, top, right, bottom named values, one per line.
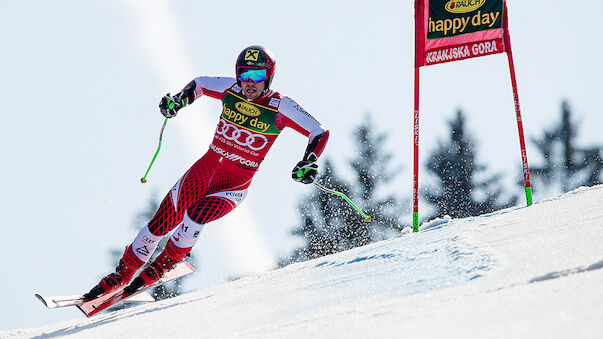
left=5, top=185, right=603, bottom=339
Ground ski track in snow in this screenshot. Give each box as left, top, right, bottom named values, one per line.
left=3, top=185, right=603, bottom=339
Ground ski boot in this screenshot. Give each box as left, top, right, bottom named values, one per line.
left=83, top=245, right=144, bottom=300
left=125, top=239, right=188, bottom=294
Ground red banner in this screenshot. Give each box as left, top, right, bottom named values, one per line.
left=411, top=0, right=532, bottom=233
left=415, top=0, right=511, bottom=67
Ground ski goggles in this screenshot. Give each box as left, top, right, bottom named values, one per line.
left=237, top=67, right=268, bottom=83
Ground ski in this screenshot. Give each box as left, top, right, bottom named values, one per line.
left=77, top=261, right=194, bottom=317
left=35, top=291, right=155, bottom=309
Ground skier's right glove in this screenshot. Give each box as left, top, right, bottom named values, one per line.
left=159, top=93, right=187, bottom=118
left=292, top=153, right=318, bottom=184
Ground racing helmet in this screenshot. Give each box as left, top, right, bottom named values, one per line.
left=235, top=45, right=276, bottom=89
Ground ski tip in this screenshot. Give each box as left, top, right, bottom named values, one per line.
left=35, top=294, right=49, bottom=307
left=181, top=261, right=195, bottom=272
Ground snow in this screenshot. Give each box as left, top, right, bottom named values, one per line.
left=4, top=185, right=603, bottom=339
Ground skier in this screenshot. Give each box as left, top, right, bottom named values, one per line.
left=84, top=45, right=329, bottom=300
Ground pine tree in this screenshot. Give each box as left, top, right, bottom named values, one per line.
left=423, top=110, right=517, bottom=220
left=582, top=147, right=603, bottom=187
left=348, top=115, right=405, bottom=241
left=280, top=160, right=349, bottom=265
left=530, top=100, right=603, bottom=195
left=281, top=117, right=406, bottom=266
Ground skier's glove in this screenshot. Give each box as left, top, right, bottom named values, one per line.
left=292, top=153, right=318, bottom=184
left=159, top=93, right=187, bottom=118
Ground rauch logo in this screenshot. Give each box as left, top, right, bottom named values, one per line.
left=235, top=102, right=261, bottom=117
left=445, top=0, right=485, bottom=14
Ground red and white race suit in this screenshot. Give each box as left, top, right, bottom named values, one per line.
left=130, top=77, right=329, bottom=261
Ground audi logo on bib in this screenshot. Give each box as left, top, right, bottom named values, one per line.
left=215, top=119, right=268, bottom=151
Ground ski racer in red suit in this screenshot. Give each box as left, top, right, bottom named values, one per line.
left=84, top=45, right=329, bottom=299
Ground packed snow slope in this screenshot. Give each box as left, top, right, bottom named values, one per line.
left=4, top=185, right=603, bottom=339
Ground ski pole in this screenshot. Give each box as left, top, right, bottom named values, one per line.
left=140, top=117, right=168, bottom=183
left=312, top=181, right=372, bottom=222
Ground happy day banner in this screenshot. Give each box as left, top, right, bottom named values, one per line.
left=415, top=0, right=511, bottom=66
left=411, top=0, right=533, bottom=233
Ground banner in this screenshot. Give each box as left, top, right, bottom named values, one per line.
left=415, top=0, right=510, bottom=66
left=412, top=0, right=532, bottom=233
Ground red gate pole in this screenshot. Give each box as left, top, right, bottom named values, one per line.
left=413, top=0, right=424, bottom=232
left=413, top=66, right=421, bottom=232
left=503, top=1, right=532, bottom=206
left=506, top=49, right=533, bottom=206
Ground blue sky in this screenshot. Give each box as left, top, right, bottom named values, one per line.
left=1, top=0, right=601, bottom=330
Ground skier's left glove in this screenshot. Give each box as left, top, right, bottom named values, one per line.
left=292, top=153, right=318, bottom=184
left=159, top=92, right=187, bottom=118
